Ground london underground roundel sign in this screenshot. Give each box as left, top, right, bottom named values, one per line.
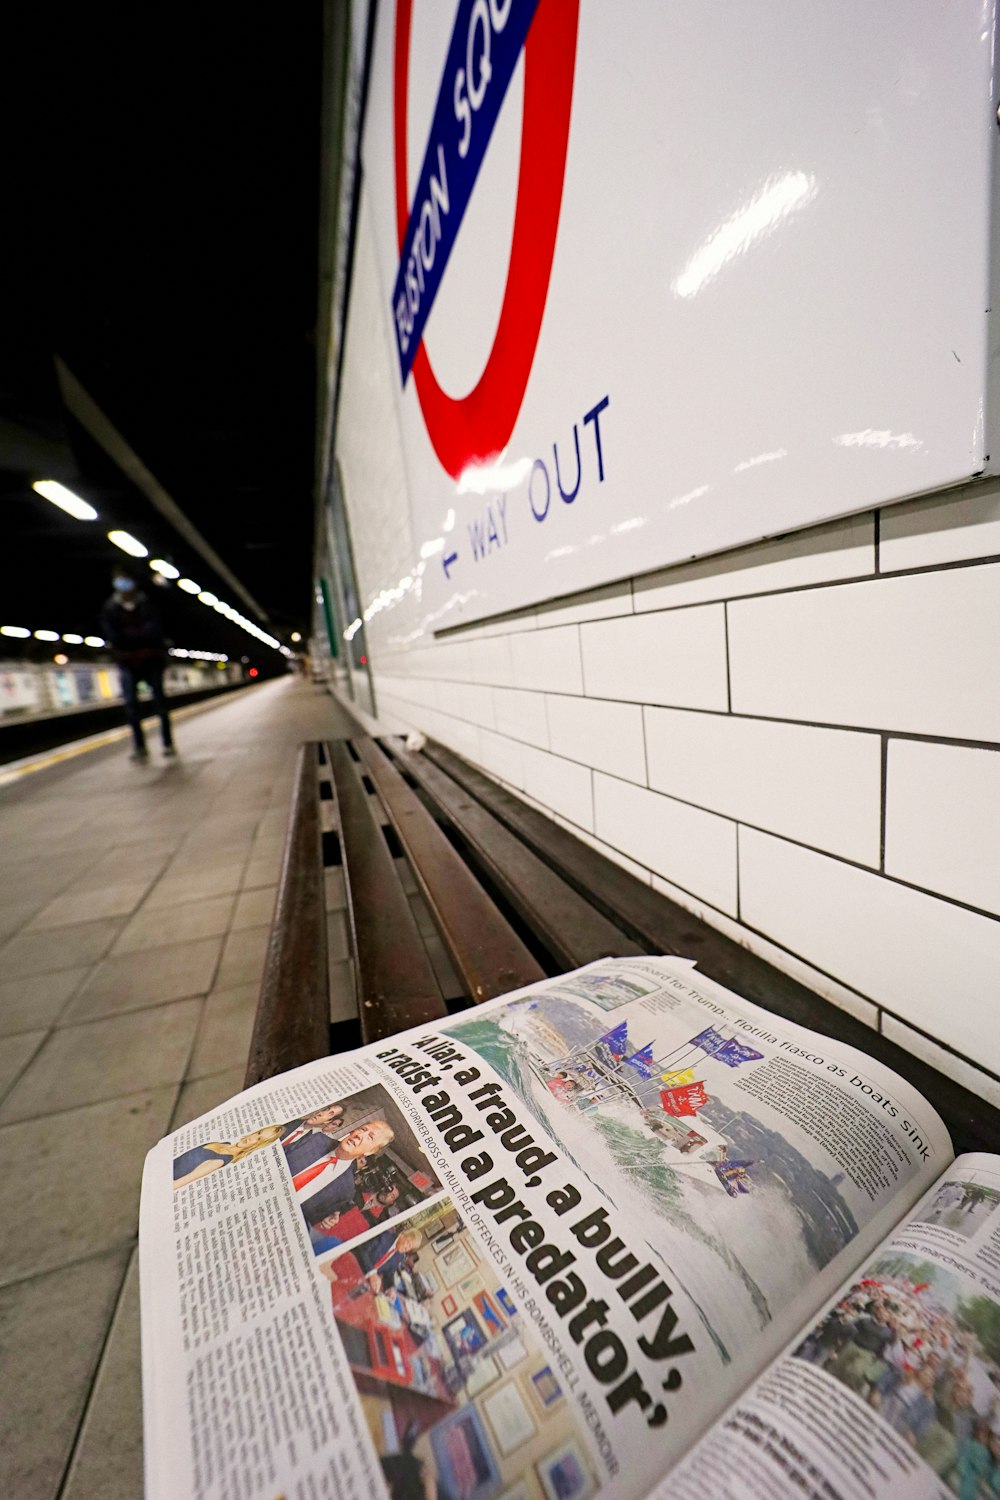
left=392, top=0, right=579, bottom=479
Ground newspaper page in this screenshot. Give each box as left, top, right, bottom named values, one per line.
left=140, top=956, right=952, bottom=1500
left=666, top=1153, right=1000, bottom=1500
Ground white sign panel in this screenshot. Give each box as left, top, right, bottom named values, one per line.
left=358, top=0, right=999, bottom=627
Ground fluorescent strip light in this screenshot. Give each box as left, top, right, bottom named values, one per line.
left=198, top=591, right=218, bottom=606
left=32, top=479, right=98, bottom=521
left=84, top=635, right=105, bottom=647
left=108, top=530, right=149, bottom=558
left=177, top=578, right=201, bottom=594
left=62, top=633, right=84, bottom=645
left=0, top=625, right=30, bottom=638
left=150, top=559, right=180, bottom=579
left=34, top=630, right=60, bottom=642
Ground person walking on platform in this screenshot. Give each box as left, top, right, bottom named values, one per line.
left=101, top=565, right=176, bottom=762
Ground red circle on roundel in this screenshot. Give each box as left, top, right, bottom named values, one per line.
left=394, top=0, right=579, bottom=480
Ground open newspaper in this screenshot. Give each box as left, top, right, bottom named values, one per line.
left=140, top=956, right=1000, bottom=1500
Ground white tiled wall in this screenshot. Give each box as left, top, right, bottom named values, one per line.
left=337, top=209, right=1000, bottom=1107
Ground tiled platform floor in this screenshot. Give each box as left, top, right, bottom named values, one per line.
left=0, top=677, right=355, bottom=1499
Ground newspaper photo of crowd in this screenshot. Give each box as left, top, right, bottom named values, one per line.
left=919, top=1180, right=1000, bottom=1240
left=794, top=1252, right=1000, bottom=1495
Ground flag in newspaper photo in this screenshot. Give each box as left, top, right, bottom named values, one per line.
left=713, top=1039, right=766, bottom=1069
left=659, top=1081, right=710, bottom=1117
left=597, top=1021, right=628, bottom=1060
left=687, top=1026, right=726, bottom=1055
left=623, top=1043, right=656, bottom=1079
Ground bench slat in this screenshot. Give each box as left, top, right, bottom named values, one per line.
left=354, top=736, right=545, bottom=1002
left=245, top=743, right=330, bottom=1087
left=422, top=739, right=1000, bottom=1156
left=385, top=738, right=643, bottom=969
left=329, top=740, right=448, bottom=1041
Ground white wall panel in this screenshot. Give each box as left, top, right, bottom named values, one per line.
left=645, top=708, right=881, bottom=865
left=510, top=626, right=583, bottom=695
left=580, top=609, right=728, bottom=709
left=634, top=514, right=875, bottom=613
left=491, top=687, right=549, bottom=749
left=546, top=695, right=646, bottom=786
left=885, top=740, right=1000, bottom=914
left=361, top=1, right=998, bottom=626
left=729, top=566, right=1000, bottom=740
left=880, top=479, right=1000, bottom=573
left=520, top=745, right=593, bottom=832
left=594, top=773, right=737, bottom=915
left=739, top=828, right=1000, bottom=1073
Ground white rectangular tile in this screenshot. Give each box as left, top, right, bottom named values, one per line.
left=492, top=687, right=549, bottom=748
left=571, top=825, right=652, bottom=883
left=535, top=580, right=633, bottom=628
left=647, top=872, right=880, bottom=1028
left=510, top=626, right=583, bottom=694
left=546, top=696, right=647, bottom=784
left=461, top=683, right=495, bottom=729
left=880, top=477, right=1000, bottom=572
left=729, top=565, right=1000, bottom=740
left=581, top=608, right=728, bottom=709
left=885, top=740, right=1000, bottom=914
left=880, top=1014, right=1000, bottom=1111
left=593, top=773, right=737, bottom=914
left=635, top=513, right=875, bottom=611
left=430, top=639, right=471, bottom=681
left=432, top=715, right=480, bottom=763
left=465, top=635, right=514, bottom=687
left=521, top=746, right=593, bottom=831
left=474, top=729, right=525, bottom=790
left=436, top=680, right=464, bottom=718
left=645, top=708, right=881, bottom=865
left=739, top=828, right=1000, bottom=1073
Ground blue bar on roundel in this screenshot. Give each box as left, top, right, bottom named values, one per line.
left=391, top=0, right=540, bottom=386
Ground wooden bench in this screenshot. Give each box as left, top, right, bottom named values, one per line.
left=246, top=734, right=1000, bottom=1157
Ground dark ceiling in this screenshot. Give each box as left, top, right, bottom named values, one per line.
left=4, top=10, right=324, bottom=666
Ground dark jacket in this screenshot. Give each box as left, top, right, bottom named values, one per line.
left=101, top=591, right=167, bottom=666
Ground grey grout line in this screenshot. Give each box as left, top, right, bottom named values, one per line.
left=0, top=1068, right=205, bottom=1133
left=377, top=677, right=1000, bottom=752
left=0, top=1030, right=48, bottom=1110
left=54, top=1245, right=138, bottom=1500
left=0, top=1236, right=139, bottom=1298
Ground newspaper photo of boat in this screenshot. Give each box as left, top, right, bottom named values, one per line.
left=444, top=968, right=860, bottom=1365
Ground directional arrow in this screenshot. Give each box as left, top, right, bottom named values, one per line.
left=442, top=550, right=458, bottom=579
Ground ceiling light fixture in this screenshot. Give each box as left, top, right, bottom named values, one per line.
left=108, top=530, right=149, bottom=558
left=32, top=479, right=98, bottom=521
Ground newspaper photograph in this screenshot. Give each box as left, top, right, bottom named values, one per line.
left=140, top=957, right=954, bottom=1500
left=667, top=1154, right=1000, bottom=1500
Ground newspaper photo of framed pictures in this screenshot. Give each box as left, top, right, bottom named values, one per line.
left=536, top=1438, right=596, bottom=1500
left=495, top=1336, right=527, bottom=1371
left=437, top=1238, right=475, bottom=1287
left=482, top=1380, right=537, bottom=1458
left=529, top=1364, right=563, bottom=1412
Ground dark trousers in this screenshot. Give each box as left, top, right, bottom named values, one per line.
left=120, top=662, right=173, bottom=750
